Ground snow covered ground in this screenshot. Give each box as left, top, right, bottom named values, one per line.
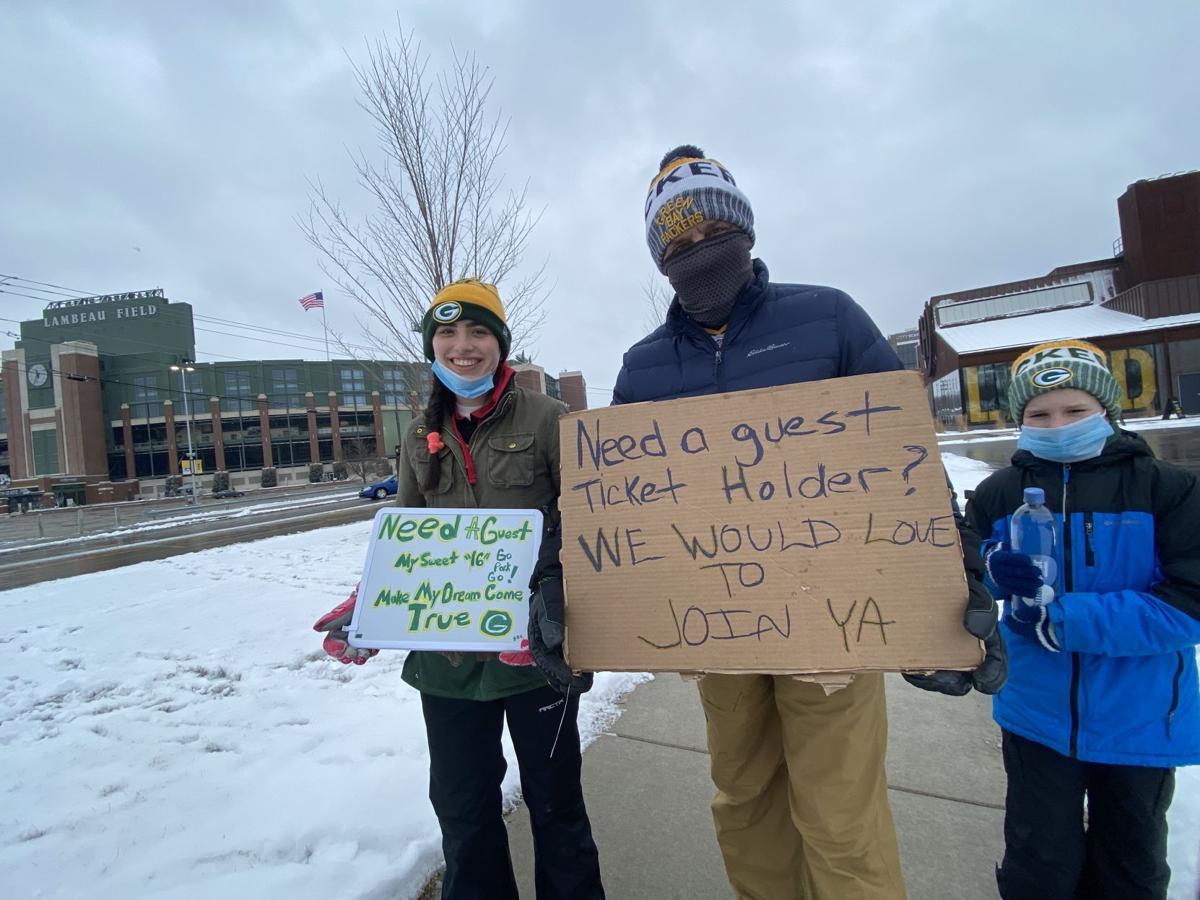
left=941, top=451, right=996, bottom=497
left=1, top=452, right=1194, bottom=899
left=0, top=521, right=647, bottom=899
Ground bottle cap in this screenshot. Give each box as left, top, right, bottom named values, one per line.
left=1023, top=487, right=1046, bottom=505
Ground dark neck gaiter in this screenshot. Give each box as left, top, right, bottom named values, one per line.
left=664, top=232, right=754, bottom=328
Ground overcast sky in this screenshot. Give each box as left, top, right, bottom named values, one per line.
left=3, top=0, right=1198, bottom=400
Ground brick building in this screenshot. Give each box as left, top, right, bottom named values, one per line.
left=1, top=290, right=588, bottom=502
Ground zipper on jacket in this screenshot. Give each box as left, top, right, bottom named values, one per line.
left=1061, top=465, right=1071, bottom=592
left=1062, top=464, right=1083, bottom=759
left=449, top=416, right=479, bottom=484
left=1168, top=651, right=1184, bottom=740
left=1083, top=512, right=1095, bottom=567
left=713, top=348, right=724, bottom=387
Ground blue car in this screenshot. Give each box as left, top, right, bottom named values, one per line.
left=360, top=474, right=398, bottom=501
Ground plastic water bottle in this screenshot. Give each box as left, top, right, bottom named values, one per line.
left=1010, top=487, right=1058, bottom=606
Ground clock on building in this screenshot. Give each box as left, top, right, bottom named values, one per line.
left=27, top=363, right=49, bottom=387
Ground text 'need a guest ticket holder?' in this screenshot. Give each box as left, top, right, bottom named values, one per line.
left=347, top=507, right=543, bottom=652
left=558, top=370, right=984, bottom=674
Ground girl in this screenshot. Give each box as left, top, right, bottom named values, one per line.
left=966, top=339, right=1200, bottom=899
left=314, top=279, right=604, bottom=900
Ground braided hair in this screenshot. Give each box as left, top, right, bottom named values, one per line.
left=420, top=377, right=457, bottom=493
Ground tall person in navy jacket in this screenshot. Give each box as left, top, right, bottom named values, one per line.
left=610, top=145, right=1006, bottom=900
left=967, top=339, right=1200, bottom=900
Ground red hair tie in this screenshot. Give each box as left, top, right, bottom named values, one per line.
left=426, top=431, right=445, bottom=454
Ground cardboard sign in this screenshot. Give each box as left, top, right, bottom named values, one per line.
left=558, top=371, right=982, bottom=673
left=347, top=507, right=543, bottom=652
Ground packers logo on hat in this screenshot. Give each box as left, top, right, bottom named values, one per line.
left=1030, top=367, right=1073, bottom=388
left=1008, top=338, right=1125, bottom=425
left=432, top=302, right=462, bottom=324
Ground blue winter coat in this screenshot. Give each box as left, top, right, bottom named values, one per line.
left=612, top=260, right=903, bottom=403
left=967, top=434, right=1200, bottom=767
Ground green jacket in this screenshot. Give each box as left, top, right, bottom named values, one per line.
left=397, top=382, right=566, bottom=701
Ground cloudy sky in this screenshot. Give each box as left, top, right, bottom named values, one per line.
left=2, top=0, right=1197, bottom=400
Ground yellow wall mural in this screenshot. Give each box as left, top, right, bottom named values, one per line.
left=963, top=363, right=1009, bottom=427
left=962, top=345, right=1161, bottom=426
left=1109, top=346, right=1158, bottom=416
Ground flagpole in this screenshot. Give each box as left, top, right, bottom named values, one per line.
left=321, top=296, right=330, bottom=363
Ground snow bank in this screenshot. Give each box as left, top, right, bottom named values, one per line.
left=0, top=521, right=646, bottom=899
left=941, top=450, right=997, bottom=498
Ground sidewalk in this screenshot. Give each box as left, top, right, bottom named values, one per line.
left=507, top=674, right=1005, bottom=899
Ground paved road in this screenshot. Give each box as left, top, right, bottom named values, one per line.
left=0, top=500, right=381, bottom=589
left=0, top=480, right=363, bottom=547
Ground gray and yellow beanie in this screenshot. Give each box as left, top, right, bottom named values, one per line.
left=1008, top=339, right=1123, bottom=424
left=420, top=278, right=511, bottom=362
left=644, top=144, right=755, bottom=272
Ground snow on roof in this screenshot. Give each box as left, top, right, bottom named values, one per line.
left=938, top=303, right=1200, bottom=355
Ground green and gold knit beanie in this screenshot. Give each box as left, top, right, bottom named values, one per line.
left=1008, top=339, right=1123, bottom=424
left=420, top=279, right=511, bottom=362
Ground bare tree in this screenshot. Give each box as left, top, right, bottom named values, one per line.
left=344, top=438, right=386, bottom=484
left=301, top=25, right=547, bottom=362
left=642, top=273, right=674, bottom=333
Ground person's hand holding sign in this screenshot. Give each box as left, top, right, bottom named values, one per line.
left=529, top=574, right=594, bottom=696
left=526, top=509, right=594, bottom=696
left=313, top=584, right=379, bottom=666
left=903, top=481, right=1008, bottom=696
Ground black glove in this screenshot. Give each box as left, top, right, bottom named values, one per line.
left=528, top=576, right=593, bottom=696
left=904, top=577, right=1008, bottom=696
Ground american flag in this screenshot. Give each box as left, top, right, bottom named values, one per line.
left=298, top=291, right=324, bottom=311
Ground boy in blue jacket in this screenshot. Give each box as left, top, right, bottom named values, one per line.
left=966, top=339, right=1200, bottom=899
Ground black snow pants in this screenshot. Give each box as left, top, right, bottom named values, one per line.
left=420, top=684, right=605, bottom=900
left=997, top=729, right=1175, bottom=900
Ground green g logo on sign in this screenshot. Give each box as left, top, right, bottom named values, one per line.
left=432, top=302, right=462, bottom=324
left=479, top=609, right=514, bottom=638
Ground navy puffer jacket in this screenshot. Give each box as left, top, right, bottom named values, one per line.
left=613, top=260, right=902, bottom=403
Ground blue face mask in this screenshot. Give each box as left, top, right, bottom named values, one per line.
left=1017, top=412, right=1114, bottom=463
left=432, top=359, right=495, bottom=399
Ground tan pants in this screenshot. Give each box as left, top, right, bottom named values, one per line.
left=697, top=672, right=905, bottom=900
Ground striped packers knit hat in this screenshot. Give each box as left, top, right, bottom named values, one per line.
left=644, top=145, right=755, bottom=272
left=421, top=278, right=510, bottom=362
left=1008, top=339, right=1123, bottom=424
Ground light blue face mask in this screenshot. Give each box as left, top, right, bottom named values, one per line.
left=1017, top=412, right=1115, bottom=463
left=432, top=359, right=495, bottom=399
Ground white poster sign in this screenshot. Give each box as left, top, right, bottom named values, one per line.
left=347, top=507, right=543, bottom=651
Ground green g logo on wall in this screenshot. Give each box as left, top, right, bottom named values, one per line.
left=432, top=302, right=462, bottom=324
left=1031, top=367, right=1073, bottom=388
left=479, top=609, right=514, bottom=638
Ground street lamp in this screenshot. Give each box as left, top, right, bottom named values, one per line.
left=170, top=360, right=199, bottom=505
